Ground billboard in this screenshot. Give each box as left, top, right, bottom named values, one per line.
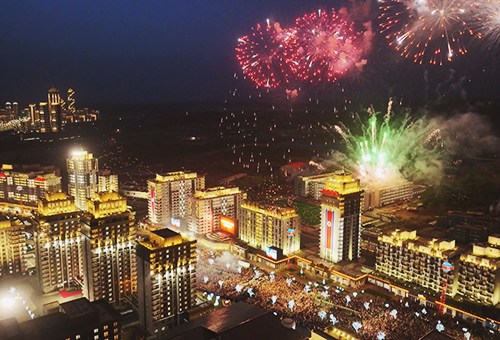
left=171, top=218, right=180, bottom=228
left=220, top=216, right=235, bottom=235
left=325, top=210, right=334, bottom=250
left=266, top=247, right=278, bottom=260
left=150, top=190, right=155, bottom=218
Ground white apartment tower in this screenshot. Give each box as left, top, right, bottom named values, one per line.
left=67, top=150, right=98, bottom=211
left=148, top=172, right=205, bottom=226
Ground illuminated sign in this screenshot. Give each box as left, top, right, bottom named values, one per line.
left=0, top=174, right=5, bottom=178
left=325, top=210, right=334, bottom=250
left=441, top=262, right=453, bottom=272
left=16, top=186, right=23, bottom=191
left=150, top=190, right=155, bottom=218
left=287, top=229, right=295, bottom=237
left=171, top=218, right=180, bottom=228
left=266, top=247, right=278, bottom=260
left=35, top=177, right=45, bottom=182
left=322, top=189, right=339, bottom=196
left=220, top=216, right=235, bottom=235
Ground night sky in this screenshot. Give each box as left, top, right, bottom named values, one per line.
left=1, top=0, right=499, bottom=106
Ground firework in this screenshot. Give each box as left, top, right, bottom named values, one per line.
left=331, top=104, right=443, bottom=186
left=469, top=0, right=500, bottom=47
left=289, top=9, right=364, bottom=82
left=235, top=21, right=296, bottom=88
left=379, top=0, right=475, bottom=65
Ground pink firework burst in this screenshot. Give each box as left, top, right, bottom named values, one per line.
left=288, top=9, right=363, bottom=83
left=235, top=21, right=296, bottom=88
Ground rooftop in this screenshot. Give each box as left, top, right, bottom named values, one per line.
left=166, top=302, right=306, bottom=340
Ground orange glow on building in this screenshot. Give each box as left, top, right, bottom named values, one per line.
left=220, top=216, right=235, bottom=235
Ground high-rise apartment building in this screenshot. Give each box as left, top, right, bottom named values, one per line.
left=188, top=186, right=244, bottom=235
left=33, top=192, right=82, bottom=293
left=68, top=88, right=76, bottom=114
left=136, top=228, right=196, bottom=335
left=38, top=102, right=51, bottom=133
left=457, top=236, right=500, bottom=305
left=0, top=164, right=62, bottom=210
left=48, top=88, right=62, bottom=132
left=67, top=150, right=98, bottom=211
left=0, top=216, right=27, bottom=276
left=148, top=171, right=205, bottom=226
left=376, top=230, right=460, bottom=296
left=98, top=169, right=119, bottom=193
left=239, top=202, right=300, bottom=256
left=81, top=192, right=136, bottom=304
left=319, top=173, right=363, bottom=263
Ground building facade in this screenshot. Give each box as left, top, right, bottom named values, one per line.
left=294, top=173, right=334, bottom=200
left=319, top=173, right=363, bottom=263
left=188, top=186, right=244, bottom=235
left=67, top=150, right=98, bottom=211
left=98, top=170, right=119, bottom=193
left=376, top=230, right=461, bottom=296
left=363, top=181, right=414, bottom=211
left=81, top=192, right=136, bottom=304
left=148, top=171, right=205, bottom=226
left=0, top=164, right=61, bottom=209
left=239, top=202, right=300, bottom=256
left=136, top=229, right=196, bottom=335
left=457, top=236, right=500, bottom=305
left=33, top=192, right=82, bottom=293
left=0, top=216, right=27, bottom=276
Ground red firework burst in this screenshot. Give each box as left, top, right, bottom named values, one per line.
left=289, top=9, right=361, bottom=83
left=235, top=21, right=296, bottom=88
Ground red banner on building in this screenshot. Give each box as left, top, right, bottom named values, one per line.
left=325, top=210, right=333, bottom=250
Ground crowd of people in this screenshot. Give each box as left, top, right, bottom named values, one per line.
left=196, top=249, right=500, bottom=340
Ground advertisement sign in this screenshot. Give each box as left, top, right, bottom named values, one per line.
left=266, top=247, right=278, bottom=260
left=325, top=210, right=334, bottom=250
left=220, top=216, right=235, bottom=235
left=171, top=218, right=180, bottom=228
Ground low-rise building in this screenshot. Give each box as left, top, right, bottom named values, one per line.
left=0, top=298, right=121, bottom=340
left=363, top=181, right=414, bottom=210
left=0, top=164, right=61, bottom=209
